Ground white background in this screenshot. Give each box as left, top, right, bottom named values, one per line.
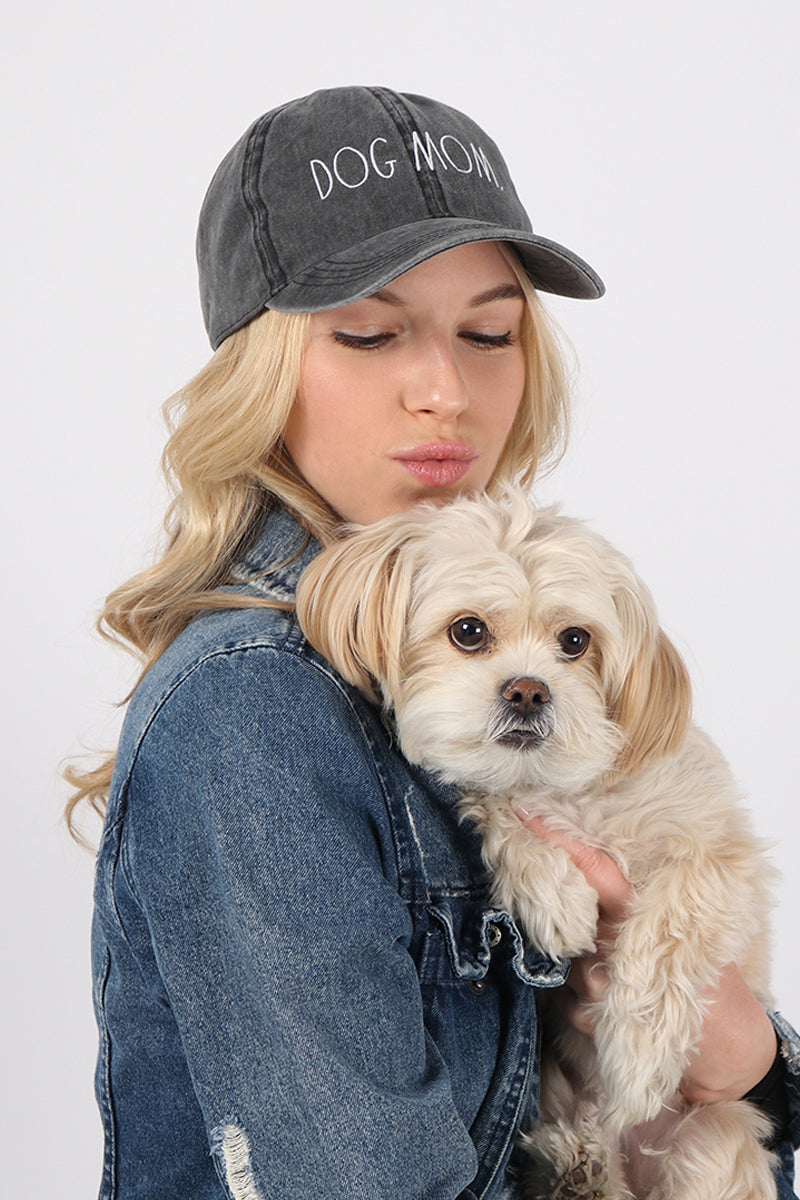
left=2, top=2, right=798, bottom=1195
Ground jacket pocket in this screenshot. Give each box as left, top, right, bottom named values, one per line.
left=422, top=897, right=569, bottom=988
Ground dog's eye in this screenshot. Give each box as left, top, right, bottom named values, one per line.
left=558, top=627, right=591, bottom=659
left=448, top=617, right=491, bottom=653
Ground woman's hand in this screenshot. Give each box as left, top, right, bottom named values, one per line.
left=515, top=813, right=777, bottom=1102
left=680, top=962, right=777, bottom=1103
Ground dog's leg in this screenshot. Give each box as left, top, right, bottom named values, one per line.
left=461, top=797, right=600, bottom=960
left=519, top=1055, right=630, bottom=1200
left=519, top=1004, right=630, bottom=1200
left=519, top=1126, right=623, bottom=1200
left=635, top=1099, right=778, bottom=1200
left=593, top=870, right=764, bottom=1130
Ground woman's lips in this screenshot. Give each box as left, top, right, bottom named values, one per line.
left=392, top=441, right=478, bottom=488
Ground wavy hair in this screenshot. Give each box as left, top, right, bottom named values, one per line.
left=64, top=246, right=575, bottom=839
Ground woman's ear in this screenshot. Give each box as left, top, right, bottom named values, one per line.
left=295, top=517, right=420, bottom=707
left=610, top=629, right=692, bottom=778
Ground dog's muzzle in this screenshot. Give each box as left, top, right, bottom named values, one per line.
left=494, top=676, right=555, bottom=749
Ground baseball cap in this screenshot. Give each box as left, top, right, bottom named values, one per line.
left=197, top=85, right=605, bottom=349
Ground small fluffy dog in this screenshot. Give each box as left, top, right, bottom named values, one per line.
left=296, top=491, right=778, bottom=1200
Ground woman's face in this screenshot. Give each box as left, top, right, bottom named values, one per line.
left=283, top=242, right=527, bottom=525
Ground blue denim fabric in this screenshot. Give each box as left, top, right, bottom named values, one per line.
left=92, top=502, right=800, bottom=1199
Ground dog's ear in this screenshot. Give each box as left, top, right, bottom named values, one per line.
left=295, top=517, right=421, bottom=707
left=610, top=628, right=692, bottom=778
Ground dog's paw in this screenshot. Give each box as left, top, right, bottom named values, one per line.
left=665, top=1100, right=778, bottom=1200
left=557, top=1149, right=610, bottom=1200
left=473, top=804, right=600, bottom=959
left=519, top=1126, right=622, bottom=1200
left=514, top=872, right=599, bottom=960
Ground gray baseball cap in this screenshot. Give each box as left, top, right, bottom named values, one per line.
left=197, top=86, right=605, bottom=349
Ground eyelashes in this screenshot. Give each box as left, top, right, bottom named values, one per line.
left=331, top=330, right=516, bottom=351
left=465, top=331, right=515, bottom=349
left=332, top=331, right=392, bottom=350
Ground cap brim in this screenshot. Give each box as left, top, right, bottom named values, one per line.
left=266, top=218, right=604, bottom=313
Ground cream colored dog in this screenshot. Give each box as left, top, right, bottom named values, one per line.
left=296, top=491, right=778, bottom=1200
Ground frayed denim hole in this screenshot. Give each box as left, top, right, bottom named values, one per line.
left=210, top=1120, right=264, bottom=1200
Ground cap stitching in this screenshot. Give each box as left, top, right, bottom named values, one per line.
left=241, top=112, right=287, bottom=297
left=368, top=87, right=453, bottom=220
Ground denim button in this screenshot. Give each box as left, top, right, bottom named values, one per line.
left=468, top=979, right=488, bottom=996
left=487, top=922, right=502, bottom=947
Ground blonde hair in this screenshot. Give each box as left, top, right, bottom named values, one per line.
left=64, top=245, right=574, bottom=838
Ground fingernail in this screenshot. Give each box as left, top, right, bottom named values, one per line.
left=511, top=802, right=532, bottom=820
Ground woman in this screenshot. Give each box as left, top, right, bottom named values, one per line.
left=68, top=86, right=799, bottom=1199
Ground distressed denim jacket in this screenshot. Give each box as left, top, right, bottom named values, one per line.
left=92, top=503, right=800, bottom=1199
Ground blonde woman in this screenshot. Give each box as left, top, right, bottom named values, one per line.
left=68, top=87, right=799, bottom=1200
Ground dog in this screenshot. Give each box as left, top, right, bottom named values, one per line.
left=295, top=490, right=779, bottom=1200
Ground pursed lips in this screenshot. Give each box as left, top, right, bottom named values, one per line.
left=391, top=441, right=478, bottom=487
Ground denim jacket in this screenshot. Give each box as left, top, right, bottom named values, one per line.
left=92, top=502, right=800, bottom=1199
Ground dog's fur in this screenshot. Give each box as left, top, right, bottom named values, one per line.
left=296, top=491, right=779, bottom=1200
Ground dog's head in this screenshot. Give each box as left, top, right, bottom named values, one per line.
left=296, top=491, right=691, bottom=795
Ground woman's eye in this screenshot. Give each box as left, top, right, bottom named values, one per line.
left=558, top=627, right=591, bottom=659
left=448, top=617, right=492, bottom=652
left=460, top=330, right=515, bottom=350
left=332, top=331, right=393, bottom=350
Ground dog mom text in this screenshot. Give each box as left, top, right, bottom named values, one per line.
left=309, top=131, right=503, bottom=199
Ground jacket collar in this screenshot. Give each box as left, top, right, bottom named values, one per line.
left=230, top=501, right=322, bottom=603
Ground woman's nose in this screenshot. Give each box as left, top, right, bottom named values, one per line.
left=401, top=338, right=469, bottom=419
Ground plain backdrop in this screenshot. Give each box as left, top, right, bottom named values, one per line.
left=3, top=2, right=798, bottom=1195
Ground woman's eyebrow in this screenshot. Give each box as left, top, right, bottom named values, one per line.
left=469, top=283, right=525, bottom=307
left=370, top=287, right=405, bottom=306
left=370, top=282, right=525, bottom=307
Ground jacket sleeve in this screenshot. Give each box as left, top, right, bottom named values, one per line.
left=119, top=643, right=480, bottom=1200
left=767, top=1011, right=800, bottom=1194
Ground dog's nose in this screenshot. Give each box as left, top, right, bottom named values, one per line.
left=501, top=677, right=551, bottom=717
